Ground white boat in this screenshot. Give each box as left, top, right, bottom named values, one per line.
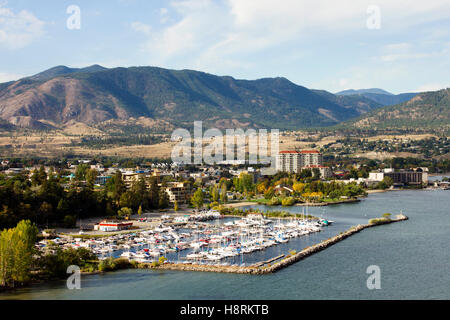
left=186, top=253, right=203, bottom=259
left=121, top=251, right=135, bottom=258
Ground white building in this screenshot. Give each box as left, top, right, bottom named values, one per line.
left=276, top=150, right=324, bottom=174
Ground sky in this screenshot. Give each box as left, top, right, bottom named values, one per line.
left=0, top=0, right=449, bottom=94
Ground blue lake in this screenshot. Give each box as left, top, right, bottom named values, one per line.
left=1, top=189, right=449, bottom=300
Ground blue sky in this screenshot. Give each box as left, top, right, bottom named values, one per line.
left=0, top=0, right=449, bottom=94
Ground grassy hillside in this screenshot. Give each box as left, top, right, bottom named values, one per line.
left=341, top=89, right=450, bottom=133
left=0, top=66, right=388, bottom=131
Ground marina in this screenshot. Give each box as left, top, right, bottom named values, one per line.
left=38, top=209, right=331, bottom=266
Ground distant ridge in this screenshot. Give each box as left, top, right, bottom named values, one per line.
left=27, top=64, right=108, bottom=81
left=336, top=88, right=417, bottom=106
left=336, top=88, right=393, bottom=96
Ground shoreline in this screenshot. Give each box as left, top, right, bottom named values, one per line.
left=225, top=198, right=361, bottom=208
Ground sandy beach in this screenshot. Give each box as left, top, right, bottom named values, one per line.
left=223, top=202, right=257, bottom=208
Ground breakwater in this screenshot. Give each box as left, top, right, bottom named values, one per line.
left=295, top=198, right=361, bottom=206
left=142, top=214, right=408, bottom=274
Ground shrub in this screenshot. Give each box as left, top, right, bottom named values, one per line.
left=281, top=197, right=296, bottom=206
left=268, top=197, right=281, bottom=206
left=98, top=257, right=116, bottom=272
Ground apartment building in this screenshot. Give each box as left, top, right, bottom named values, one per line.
left=276, top=150, right=324, bottom=174
left=164, top=182, right=193, bottom=204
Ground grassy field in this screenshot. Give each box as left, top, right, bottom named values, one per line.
left=0, top=127, right=444, bottom=160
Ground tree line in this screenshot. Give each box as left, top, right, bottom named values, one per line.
left=0, top=166, right=183, bottom=230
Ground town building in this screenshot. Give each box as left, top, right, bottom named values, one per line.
left=276, top=151, right=303, bottom=173
left=276, top=150, right=329, bottom=176
left=164, top=182, right=193, bottom=204
left=94, top=220, right=133, bottom=232
left=369, top=168, right=428, bottom=186
left=303, top=165, right=333, bottom=179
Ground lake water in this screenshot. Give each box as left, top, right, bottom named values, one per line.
left=1, top=189, right=449, bottom=300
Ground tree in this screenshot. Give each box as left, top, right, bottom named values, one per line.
left=158, top=189, right=170, bottom=209
left=39, top=202, right=53, bottom=224
left=383, top=176, right=394, bottom=187
left=210, top=187, right=219, bottom=202
left=117, top=207, right=132, bottom=219
left=0, top=220, right=38, bottom=288
left=106, top=171, right=126, bottom=204
left=158, top=256, right=167, bottom=264
left=191, top=188, right=204, bottom=209
left=299, top=169, right=312, bottom=179
left=148, top=177, right=160, bottom=209
left=349, top=167, right=359, bottom=180
left=38, top=166, right=47, bottom=185
left=63, top=215, right=76, bottom=228
left=293, top=182, right=305, bottom=194
left=119, top=191, right=139, bottom=210
left=85, top=169, right=98, bottom=189
left=220, top=187, right=228, bottom=203
left=131, top=176, right=148, bottom=209
left=75, top=164, right=90, bottom=181
left=264, top=187, right=275, bottom=199
left=256, top=180, right=268, bottom=194
left=31, top=169, right=40, bottom=186
left=313, top=168, right=321, bottom=179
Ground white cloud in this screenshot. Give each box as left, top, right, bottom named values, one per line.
left=0, top=72, right=21, bottom=83
left=126, top=0, right=450, bottom=92
left=132, top=0, right=450, bottom=68
left=131, top=21, right=152, bottom=35
left=160, top=7, right=169, bottom=23
left=415, top=83, right=449, bottom=92
left=0, top=3, right=46, bottom=49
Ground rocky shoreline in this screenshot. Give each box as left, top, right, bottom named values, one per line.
left=294, top=198, right=361, bottom=206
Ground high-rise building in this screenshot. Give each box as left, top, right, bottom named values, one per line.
left=276, top=150, right=323, bottom=173
left=299, top=150, right=323, bottom=167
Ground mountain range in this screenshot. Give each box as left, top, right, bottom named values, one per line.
left=344, top=88, right=450, bottom=131
left=336, top=88, right=418, bottom=106
left=0, top=65, right=445, bottom=132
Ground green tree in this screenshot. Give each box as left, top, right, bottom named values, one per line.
left=210, top=186, right=219, bottom=202
left=191, top=188, right=204, bottom=209
left=117, top=207, right=132, bottom=220
left=158, top=189, right=169, bottom=209
left=220, top=187, right=228, bottom=203
left=0, top=220, right=38, bottom=287
left=85, top=168, right=98, bottom=189
left=148, top=177, right=160, bottom=209
left=75, top=164, right=90, bottom=181
left=131, top=176, right=148, bottom=209
left=312, top=168, right=321, bottom=179
left=38, top=166, right=47, bottom=185
left=383, top=176, right=394, bottom=187
left=106, top=171, right=126, bottom=205
left=31, top=169, right=40, bottom=186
